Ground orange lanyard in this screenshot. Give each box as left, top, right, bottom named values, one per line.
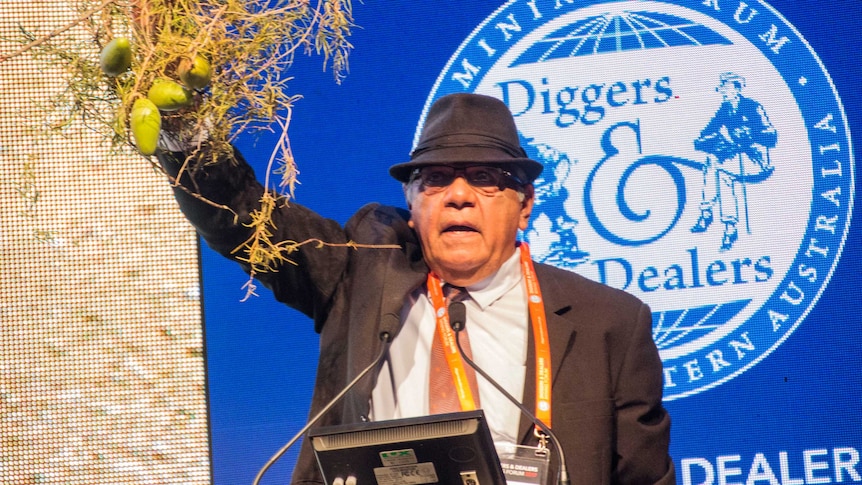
left=426, top=243, right=553, bottom=430
left=519, top=242, right=553, bottom=433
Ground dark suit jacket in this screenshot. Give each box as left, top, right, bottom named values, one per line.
left=158, top=149, right=675, bottom=485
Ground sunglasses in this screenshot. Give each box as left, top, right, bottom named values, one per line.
left=408, top=165, right=526, bottom=195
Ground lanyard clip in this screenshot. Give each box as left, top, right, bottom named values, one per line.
left=534, top=427, right=550, bottom=454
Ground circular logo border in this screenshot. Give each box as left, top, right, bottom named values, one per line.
left=422, top=0, right=855, bottom=400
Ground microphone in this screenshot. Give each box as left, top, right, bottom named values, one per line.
left=252, top=326, right=397, bottom=485
left=448, top=301, right=571, bottom=485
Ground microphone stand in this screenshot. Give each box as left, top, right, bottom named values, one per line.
left=449, top=301, right=571, bottom=485
left=252, top=331, right=395, bottom=485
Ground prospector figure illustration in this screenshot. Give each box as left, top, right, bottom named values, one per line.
left=691, top=72, right=777, bottom=250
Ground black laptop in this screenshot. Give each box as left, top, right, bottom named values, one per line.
left=308, top=410, right=506, bottom=485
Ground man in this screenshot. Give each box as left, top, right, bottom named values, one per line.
left=157, top=93, right=674, bottom=484
left=692, top=72, right=777, bottom=250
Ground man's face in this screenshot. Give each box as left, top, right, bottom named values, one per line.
left=718, top=81, right=742, bottom=104
left=407, top=166, right=534, bottom=286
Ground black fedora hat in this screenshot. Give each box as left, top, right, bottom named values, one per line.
left=389, top=93, right=543, bottom=183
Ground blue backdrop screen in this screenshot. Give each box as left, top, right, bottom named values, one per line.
left=201, top=1, right=861, bottom=484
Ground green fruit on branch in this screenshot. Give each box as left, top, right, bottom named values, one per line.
left=99, top=37, right=132, bottom=77
left=177, top=55, right=212, bottom=90
left=130, top=98, right=161, bottom=156
left=147, top=78, right=193, bottom=111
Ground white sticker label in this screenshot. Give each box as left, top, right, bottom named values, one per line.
left=373, top=463, right=439, bottom=485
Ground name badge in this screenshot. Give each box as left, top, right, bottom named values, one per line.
left=495, top=443, right=551, bottom=485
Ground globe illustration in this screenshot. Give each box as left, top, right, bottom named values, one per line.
left=512, top=10, right=732, bottom=66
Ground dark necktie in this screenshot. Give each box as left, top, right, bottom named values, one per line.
left=429, top=285, right=481, bottom=414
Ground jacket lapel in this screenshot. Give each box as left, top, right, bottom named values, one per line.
left=518, top=265, right=579, bottom=444
left=348, top=237, right=427, bottom=420
left=379, top=248, right=428, bottom=338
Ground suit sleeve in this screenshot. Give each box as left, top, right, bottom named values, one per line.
left=156, top=147, right=350, bottom=323
left=613, top=303, right=676, bottom=484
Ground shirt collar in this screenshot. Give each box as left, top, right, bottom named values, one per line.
left=461, top=248, right=523, bottom=310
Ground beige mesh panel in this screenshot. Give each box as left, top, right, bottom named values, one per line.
left=0, top=3, right=209, bottom=483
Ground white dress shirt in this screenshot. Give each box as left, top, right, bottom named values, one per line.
left=370, top=250, right=529, bottom=444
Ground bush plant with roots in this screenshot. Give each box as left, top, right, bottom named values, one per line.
left=3, top=0, right=397, bottom=299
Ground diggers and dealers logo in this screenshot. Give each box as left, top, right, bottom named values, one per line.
left=421, top=0, right=853, bottom=400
